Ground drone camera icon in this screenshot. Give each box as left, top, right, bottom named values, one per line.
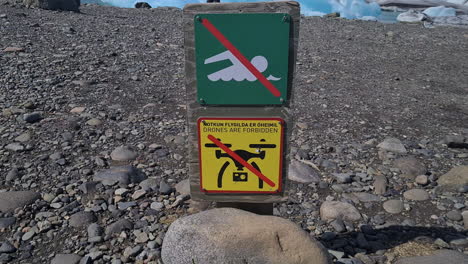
left=205, top=139, right=276, bottom=189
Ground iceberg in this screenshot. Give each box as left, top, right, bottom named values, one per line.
left=423, top=6, right=457, bottom=17
left=84, top=0, right=382, bottom=20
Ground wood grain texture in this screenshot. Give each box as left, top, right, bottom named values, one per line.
left=184, top=1, right=300, bottom=203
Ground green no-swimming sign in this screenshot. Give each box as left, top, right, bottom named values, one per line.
left=194, top=13, right=291, bottom=105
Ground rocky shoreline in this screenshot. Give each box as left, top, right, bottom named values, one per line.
left=1, top=3, right=467, bottom=264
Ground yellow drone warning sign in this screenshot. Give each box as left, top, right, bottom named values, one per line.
left=198, top=117, right=284, bottom=193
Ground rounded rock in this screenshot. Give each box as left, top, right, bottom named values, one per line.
left=110, top=146, right=137, bottom=161
left=403, top=189, right=430, bottom=201
left=383, top=200, right=404, bottom=214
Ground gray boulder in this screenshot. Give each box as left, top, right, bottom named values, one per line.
left=23, top=0, right=80, bottom=11
left=93, top=166, right=147, bottom=186
left=395, top=250, right=468, bottom=264
left=437, top=166, right=468, bottom=190
left=161, top=208, right=332, bottom=264
left=0, top=191, right=40, bottom=213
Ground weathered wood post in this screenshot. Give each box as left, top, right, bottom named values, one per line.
left=183, top=1, right=300, bottom=215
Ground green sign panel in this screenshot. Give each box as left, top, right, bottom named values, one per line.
left=194, top=13, right=291, bottom=105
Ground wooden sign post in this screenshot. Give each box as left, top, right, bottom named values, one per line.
left=184, top=1, right=300, bottom=213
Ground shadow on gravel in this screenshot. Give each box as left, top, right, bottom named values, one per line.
left=320, top=225, right=468, bottom=256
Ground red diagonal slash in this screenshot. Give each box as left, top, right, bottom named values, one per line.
left=207, top=134, right=275, bottom=187
left=201, top=18, right=281, bottom=98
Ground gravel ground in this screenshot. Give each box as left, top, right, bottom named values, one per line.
left=0, top=3, right=467, bottom=264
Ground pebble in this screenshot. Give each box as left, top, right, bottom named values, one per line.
left=86, top=118, right=102, bottom=126
left=150, top=202, right=164, bottom=211
left=105, top=219, right=133, bottom=236
left=51, top=254, right=81, bottom=264
left=110, top=146, right=137, bottom=161
left=0, top=217, right=16, bottom=229
left=288, top=160, right=321, bottom=183
left=415, top=175, right=428, bottom=185
left=23, top=112, right=42, bottom=123
left=446, top=210, right=463, bottom=221
left=373, top=175, right=387, bottom=195
left=383, top=200, right=404, bottom=214
left=159, top=180, right=172, bottom=195
left=5, top=168, right=19, bottom=182
left=69, top=212, right=97, bottom=227
left=5, top=143, right=24, bottom=152
left=131, top=190, right=146, bottom=200
left=22, top=230, right=36, bottom=241
left=403, top=189, right=430, bottom=201
left=0, top=241, right=16, bottom=253
left=15, top=132, right=31, bottom=142
left=320, top=201, right=362, bottom=221
left=377, top=138, right=407, bottom=154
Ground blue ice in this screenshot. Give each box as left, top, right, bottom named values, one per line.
left=85, top=0, right=382, bottom=19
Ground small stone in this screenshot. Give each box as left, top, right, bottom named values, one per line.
left=94, top=166, right=147, bottom=186
left=3, top=47, right=24, bottom=52
left=373, top=175, right=387, bottom=195
left=14, top=132, right=31, bottom=142
left=23, top=112, right=42, bottom=123
left=105, top=219, right=133, bottom=237
left=175, top=179, right=190, bottom=195
left=0, top=191, right=41, bottom=213
left=51, top=254, right=82, bottom=264
left=159, top=180, right=172, bottom=195
left=320, top=201, right=361, bottom=222
left=288, top=160, right=321, bottom=183
left=5, top=143, right=24, bottom=152
left=49, top=152, right=63, bottom=161
left=134, top=230, right=149, bottom=243
left=394, top=156, right=426, bottom=178
left=330, top=218, right=346, bottom=233
left=377, top=138, right=407, bottom=154
left=5, top=168, right=19, bottom=182
left=87, top=223, right=103, bottom=238
left=50, top=202, right=62, bottom=209
left=434, top=238, right=450, bottom=248
left=446, top=210, right=463, bottom=221
left=403, top=189, right=430, bottom=201
left=383, top=200, right=404, bottom=214
left=69, top=212, right=97, bottom=228
left=118, top=201, right=136, bottom=210
left=131, top=190, right=146, bottom=200
left=115, top=188, right=129, bottom=196
left=462, top=211, right=468, bottom=229
left=0, top=217, right=16, bottom=229
left=70, top=107, right=85, bottom=113
left=332, top=173, right=353, bottom=184
left=22, top=230, right=36, bottom=241
left=86, top=118, right=102, bottom=126
left=0, top=241, right=16, bottom=253
left=150, top=202, right=164, bottom=211
left=124, top=245, right=143, bottom=258
left=110, top=146, right=137, bottom=161
left=415, top=175, right=428, bottom=185
left=139, top=178, right=159, bottom=191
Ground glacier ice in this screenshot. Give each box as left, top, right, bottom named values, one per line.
left=86, top=0, right=382, bottom=20
left=423, top=6, right=457, bottom=17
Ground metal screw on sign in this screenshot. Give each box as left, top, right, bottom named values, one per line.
left=280, top=97, right=285, bottom=104
left=282, top=15, right=290, bottom=23
left=195, top=15, right=202, bottom=22
left=199, top=98, right=206, bottom=105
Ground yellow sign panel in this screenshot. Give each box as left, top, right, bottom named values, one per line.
left=198, top=117, right=284, bottom=193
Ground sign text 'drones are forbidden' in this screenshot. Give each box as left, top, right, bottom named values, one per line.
left=195, top=13, right=291, bottom=105
left=198, top=118, right=284, bottom=193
